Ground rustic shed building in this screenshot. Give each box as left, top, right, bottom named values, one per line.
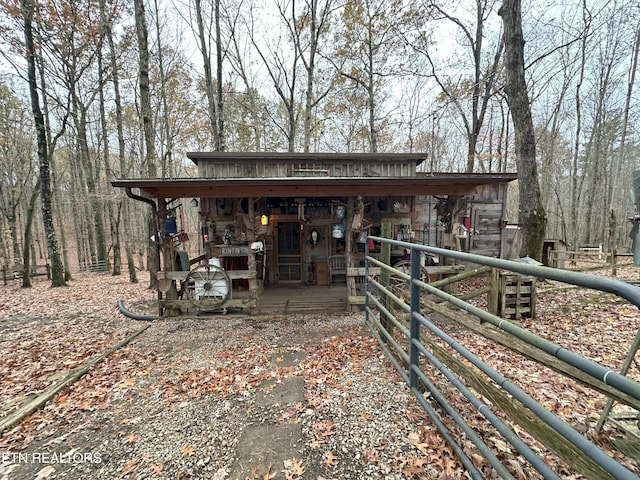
left=112, top=152, right=517, bottom=315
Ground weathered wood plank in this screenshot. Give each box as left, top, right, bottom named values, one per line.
left=424, top=265, right=466, bottom=274
left=159, top=298, right=256, bottom=309
left=425, top=300, right=640, bottom=411
left=0, top=325, right=150, bottom=435
left=427, top=266, right=487, bottom=288
left=347, top=267, right=381, bottom=276
left=414, top=319, right=616, bottom=480
left=157, top=270, right=256, bottom=281
left=348, top=295, right=366, bottom=305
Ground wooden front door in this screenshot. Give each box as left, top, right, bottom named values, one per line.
left=277, top=222, right=302, bottom=283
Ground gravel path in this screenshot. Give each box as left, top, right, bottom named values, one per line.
left=1, top=311, right=461, bottom=480
left=3, top=268, right=640, bottom=480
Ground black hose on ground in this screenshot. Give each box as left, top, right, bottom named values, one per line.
left=117, top=299, right=157, bottom=322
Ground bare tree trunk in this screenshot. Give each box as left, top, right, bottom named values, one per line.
left=101, top=0, right=136, bottom=282
left=153, top=0, right=174, bottom=176
left=51, top=159, right=70, bottom=279
left=570, top=1, right=591, bottom=251
left=134, top=0, right=158, bottom=289
left=226, top=35, right=263, bottom=149
left=21, top=179, right=40, bottom=288
left=425, top=0, right=503, bottom=173
left=499, top=0, right=546, bottom=261
left=73, top=103, right=108, bottom=269
left=367, top=74, right=377, bottom=153
left=0, top=217, right=8, bottom=264
left=8, top=208, right=21, bottom=264
left=98, top=49, right=120, bottom=276
left=608, top=21, right=640, bottom=212
left=70, top=156, right=96, bottom=267
left=21, top=0, right=66, bottom=287
left=126, top=240, right=138, bottom=283
left=299, top=0, right=333, bottom=152
left=303, top=10, right=316, bottom=153
left=609, top=209, right=617, bottom=277
left=250, top=0, right=307, bottom=152
left=194, top=0, right=224, bottom=150
left=214, top=0, right=224, bottom=151
left=69, top=161, right=87, bottom=270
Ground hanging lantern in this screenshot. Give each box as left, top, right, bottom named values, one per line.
left=332, top=223, right=345, bottom=238
left=163, top=216, right=178, bottom=234
left=261, top=215, right=269, bottom=226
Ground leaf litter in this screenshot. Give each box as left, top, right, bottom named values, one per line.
left=0, top=265, right=639, bottom=479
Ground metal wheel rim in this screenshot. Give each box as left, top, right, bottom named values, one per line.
left=186, top=264, right=231, bottom=308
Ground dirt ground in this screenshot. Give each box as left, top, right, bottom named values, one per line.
left=0, top=273, right=459, bottom=480
left=1, top=265, right=640, bottom=479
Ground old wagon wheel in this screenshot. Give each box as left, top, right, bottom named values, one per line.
left=389, top=260, right=430, bottom=295
left=390, top=260, right=410, bottom=286
left=185, top=263, right=231, bottom=309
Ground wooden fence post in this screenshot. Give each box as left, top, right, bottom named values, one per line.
left=488, top=267, right=500, bottom=316
left=380, top=221, right=393, bottom=339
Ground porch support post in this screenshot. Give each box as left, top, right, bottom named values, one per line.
left=346, top=196, right=357, bottom=311
left=247, top=197, right=259, bottom=313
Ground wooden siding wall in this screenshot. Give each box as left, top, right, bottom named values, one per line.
left=415, top=185, right=509, bottom=257
left=468, top=202, right=504, bottom=256
left=197, top=160, right=417, bottom=179
left=414, top=197, right=438, bottom=246
left=472, top=183, right=505, bottom=202
left=194, top=194, right=419, bottom=285
left=469, top=184, right=509, bottom=257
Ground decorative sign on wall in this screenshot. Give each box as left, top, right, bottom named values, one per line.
left=219, top=245, right=250, bottom=256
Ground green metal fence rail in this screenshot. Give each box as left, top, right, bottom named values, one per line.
left=364, top=236, right=640, bottom=480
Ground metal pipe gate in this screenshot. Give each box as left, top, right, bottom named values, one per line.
left=364, top=236, right=640, bottom=479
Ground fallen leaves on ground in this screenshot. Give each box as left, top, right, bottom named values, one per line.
left=282, top=457, right=307, bottom=479
left=0, top=272, right=155, bottom=418
left=118, top=455, right=145, bottom=478
left=261, top=464, right=277, bottom=480
left=122, top=433, right=140, bottom=445
left=322, top=450, right=338, bottom=466
left=429, top=261, right=640, bottom=477
left=2, top=264, right=640, bottom=479
left=179, top=445, right=195, bottom=456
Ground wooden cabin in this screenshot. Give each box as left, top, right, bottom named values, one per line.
left=112, top=152, right=516, bottom=316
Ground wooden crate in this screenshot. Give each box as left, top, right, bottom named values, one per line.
left=499, top=273, right=536, bottom=319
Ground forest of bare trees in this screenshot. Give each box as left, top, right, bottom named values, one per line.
left=0, top=0, right=638, bottom=283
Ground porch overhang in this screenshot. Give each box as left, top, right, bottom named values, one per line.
left=111, top=173, right=518, bottom=199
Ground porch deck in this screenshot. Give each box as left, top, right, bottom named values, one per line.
left=256, top=283, right=349, bottom=315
